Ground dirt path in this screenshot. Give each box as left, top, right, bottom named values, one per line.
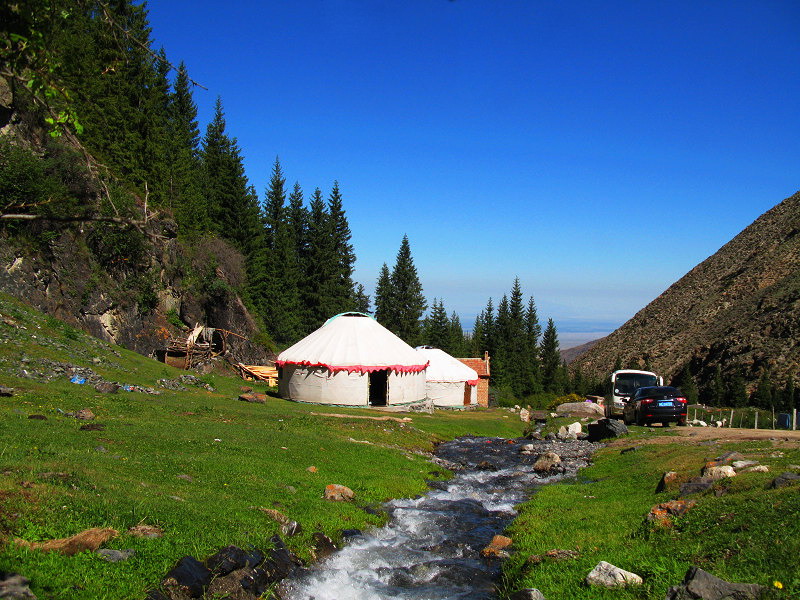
left=607, top=425, right=800, bottom=448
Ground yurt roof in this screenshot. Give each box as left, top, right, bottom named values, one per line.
left=415, top=346, right=479, bottom=384
left=276, top=313, right=428, bottom=374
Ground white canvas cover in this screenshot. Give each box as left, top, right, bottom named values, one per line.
left=416, top=347, right=479, bottom=383
left=276, top=313, right=428, bottom=406
left=416, top=346, right=479, bottom=407
left=277, top=313, right=428, bottom=374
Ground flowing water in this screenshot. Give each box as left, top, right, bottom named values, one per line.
left=279, top=435, right=597, bottom=600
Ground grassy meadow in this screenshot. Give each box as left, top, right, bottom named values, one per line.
left=499, top=433, right=800, bottom=599
left=0, top=292, right=522, bottom=599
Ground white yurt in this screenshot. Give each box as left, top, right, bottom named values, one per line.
left=416, top=346, right=479, bottom=407
left=276, top=313, right=428, bottom=406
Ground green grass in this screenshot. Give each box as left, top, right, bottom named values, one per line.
left=0, top=292, right=524, bottom=599
left=498, top=436, right=799, bottom=599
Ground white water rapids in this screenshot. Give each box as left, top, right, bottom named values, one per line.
left=278, top=436, right=595, bottom=600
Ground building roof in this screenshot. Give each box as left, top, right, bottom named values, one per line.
left=457, top=355, right=490, bottom=377
left=276, top=313, right=428, bottom=374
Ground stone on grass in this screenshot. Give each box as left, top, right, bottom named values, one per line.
left=74, top=408, right=95, bottom=420
left=656, top=471, right=679, bottom=493
left=94, top=382, right=119, bottom=394
left=555, top=402, right=605, bottom=418
left=533, top=452, right=561, bottom=473
left=127, top=524, right=163, bottom=538
left=731, top=460, right=759, bottom=470
left=567, top=422, right=582, bottom=434
left=519, top=408, right=531, bottom=422
left=206, top=545, right=264, bottom=576
left=0, top=386, right=15, bottom=397
left=162, top=556, right=212, bottom=598
left=176, top=473, right=193, bottom=482
left=239, top=393, right=267, bottom=404
left=701, top=465, right=736, bottom=480
left=28, top=414, right=47, bottom=420
left=585, top=561, right=642, bottom=587
left=97, top=548, right=135, bottom=562
left=509, top=589, right=546, bottom=600
left=0, top=573, right=36, bottom=600
left=664, top=566, right=764, bottom=600
left=587, top=418, right=628, bottom=442
left=714, top=451, right=745, bottom=465
left=770, top=472, right=800, bottom=489
left=742, top=465, right=769, bottom=473
left=79, top=423, right=105, bottom=431
left=324, top=484, right=354, bottom=501
left=14, top=527, right=118, bottom=556
left=647, top=500, right=696, bottom=527
left=679, top=477, right=714, bottom=497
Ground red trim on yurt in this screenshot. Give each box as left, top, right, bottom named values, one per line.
left=276, top=360, right=429, bottom=374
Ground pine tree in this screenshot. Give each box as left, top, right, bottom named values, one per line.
left=351, top=283, right=370, bottom=313
left=710, top=365, right=725, bottom=407
left=426, top=299, right=450, bottom=349
left=493, top=295, right=510, bottom=387
left=389, top=235, right=426, bottom=345
left=323, top=181, right=356, bottom=316
left=168, top=61, right=206, bottom=236
left=524, top=296, right=543, bottom=394
left=504, top=278, right=528, bottom=397
left=540, top=318, right=561, bottom=393
left=258, top=158, right=301, bottom=342
left=301, top=188, right=330, bottom=333
left=374, top=263, right=394, bottom=326
left=675, top=364, right=699, bottom=405
left=448, top=311, right=466, bottom=357
left=725, top=368, right=748, bottom=408
left=751, top=369, right=774, bottom=410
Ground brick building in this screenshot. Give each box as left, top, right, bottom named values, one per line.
left=457, top=352, right=491, bottom=407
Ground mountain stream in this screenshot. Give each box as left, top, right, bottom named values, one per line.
left=278, top=435, right=597, bottom=600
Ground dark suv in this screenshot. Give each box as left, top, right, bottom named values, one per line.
left=623, top=386, right=687, bottom=426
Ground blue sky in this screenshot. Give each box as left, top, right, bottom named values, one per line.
left=147, top=1, right=799, bottom=347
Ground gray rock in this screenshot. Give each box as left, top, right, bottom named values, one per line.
left=567, top=422, right=582, bottom=434
left=714, top=451, right=745, bottom=464
left=731, top=460, right=759, bottom=469
left=702, top=465, right=736, bottom=480
left=680, top=477, right=714, bottom=496
left=0, top=386, right=14, bottom=397
left=665, top=566, right=764, bottom=600
left=509, top=589, right=546, bottom=600
left=556, top=401, right=605, bottom=418
left=585, top=561, right=642, bottom=587
left=533, top=452, right=561, bottom=473
left=587, top=418, right=628, bottom=442
left=97, top=548, right=135, bottom=562
left=770, top=472, right=800, bottom=489
left=0, top=573, right=37, bottom=599
left=94, top=382, right=119, bottom=394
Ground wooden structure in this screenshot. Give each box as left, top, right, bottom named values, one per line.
left=236, top=363, right=279, bottom=386
left=457, top=351, right=491, bottom=407
left=162, top=324, right=245, bottom=370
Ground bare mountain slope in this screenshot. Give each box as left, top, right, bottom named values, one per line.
left=574, top=190, right=800, bottom=390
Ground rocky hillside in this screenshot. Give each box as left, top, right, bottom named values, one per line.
left=573, top=191, right=800, bottom=390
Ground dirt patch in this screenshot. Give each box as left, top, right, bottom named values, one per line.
left=607, top=425, right=800, bottom=448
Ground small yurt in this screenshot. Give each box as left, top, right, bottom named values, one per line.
left=416, top=346, right=479, bottom=408
left=276, top=313, right=428, bottom=407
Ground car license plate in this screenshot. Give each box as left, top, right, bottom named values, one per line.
left=658, top=401, right=672, bottom=407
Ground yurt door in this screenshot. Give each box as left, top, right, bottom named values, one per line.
left=368, top=370, right=388, bottom=406
left=463, top=383, right=471, bottom=406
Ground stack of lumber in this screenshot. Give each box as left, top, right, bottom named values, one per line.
left=236, top=364, right=279, bottom=386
